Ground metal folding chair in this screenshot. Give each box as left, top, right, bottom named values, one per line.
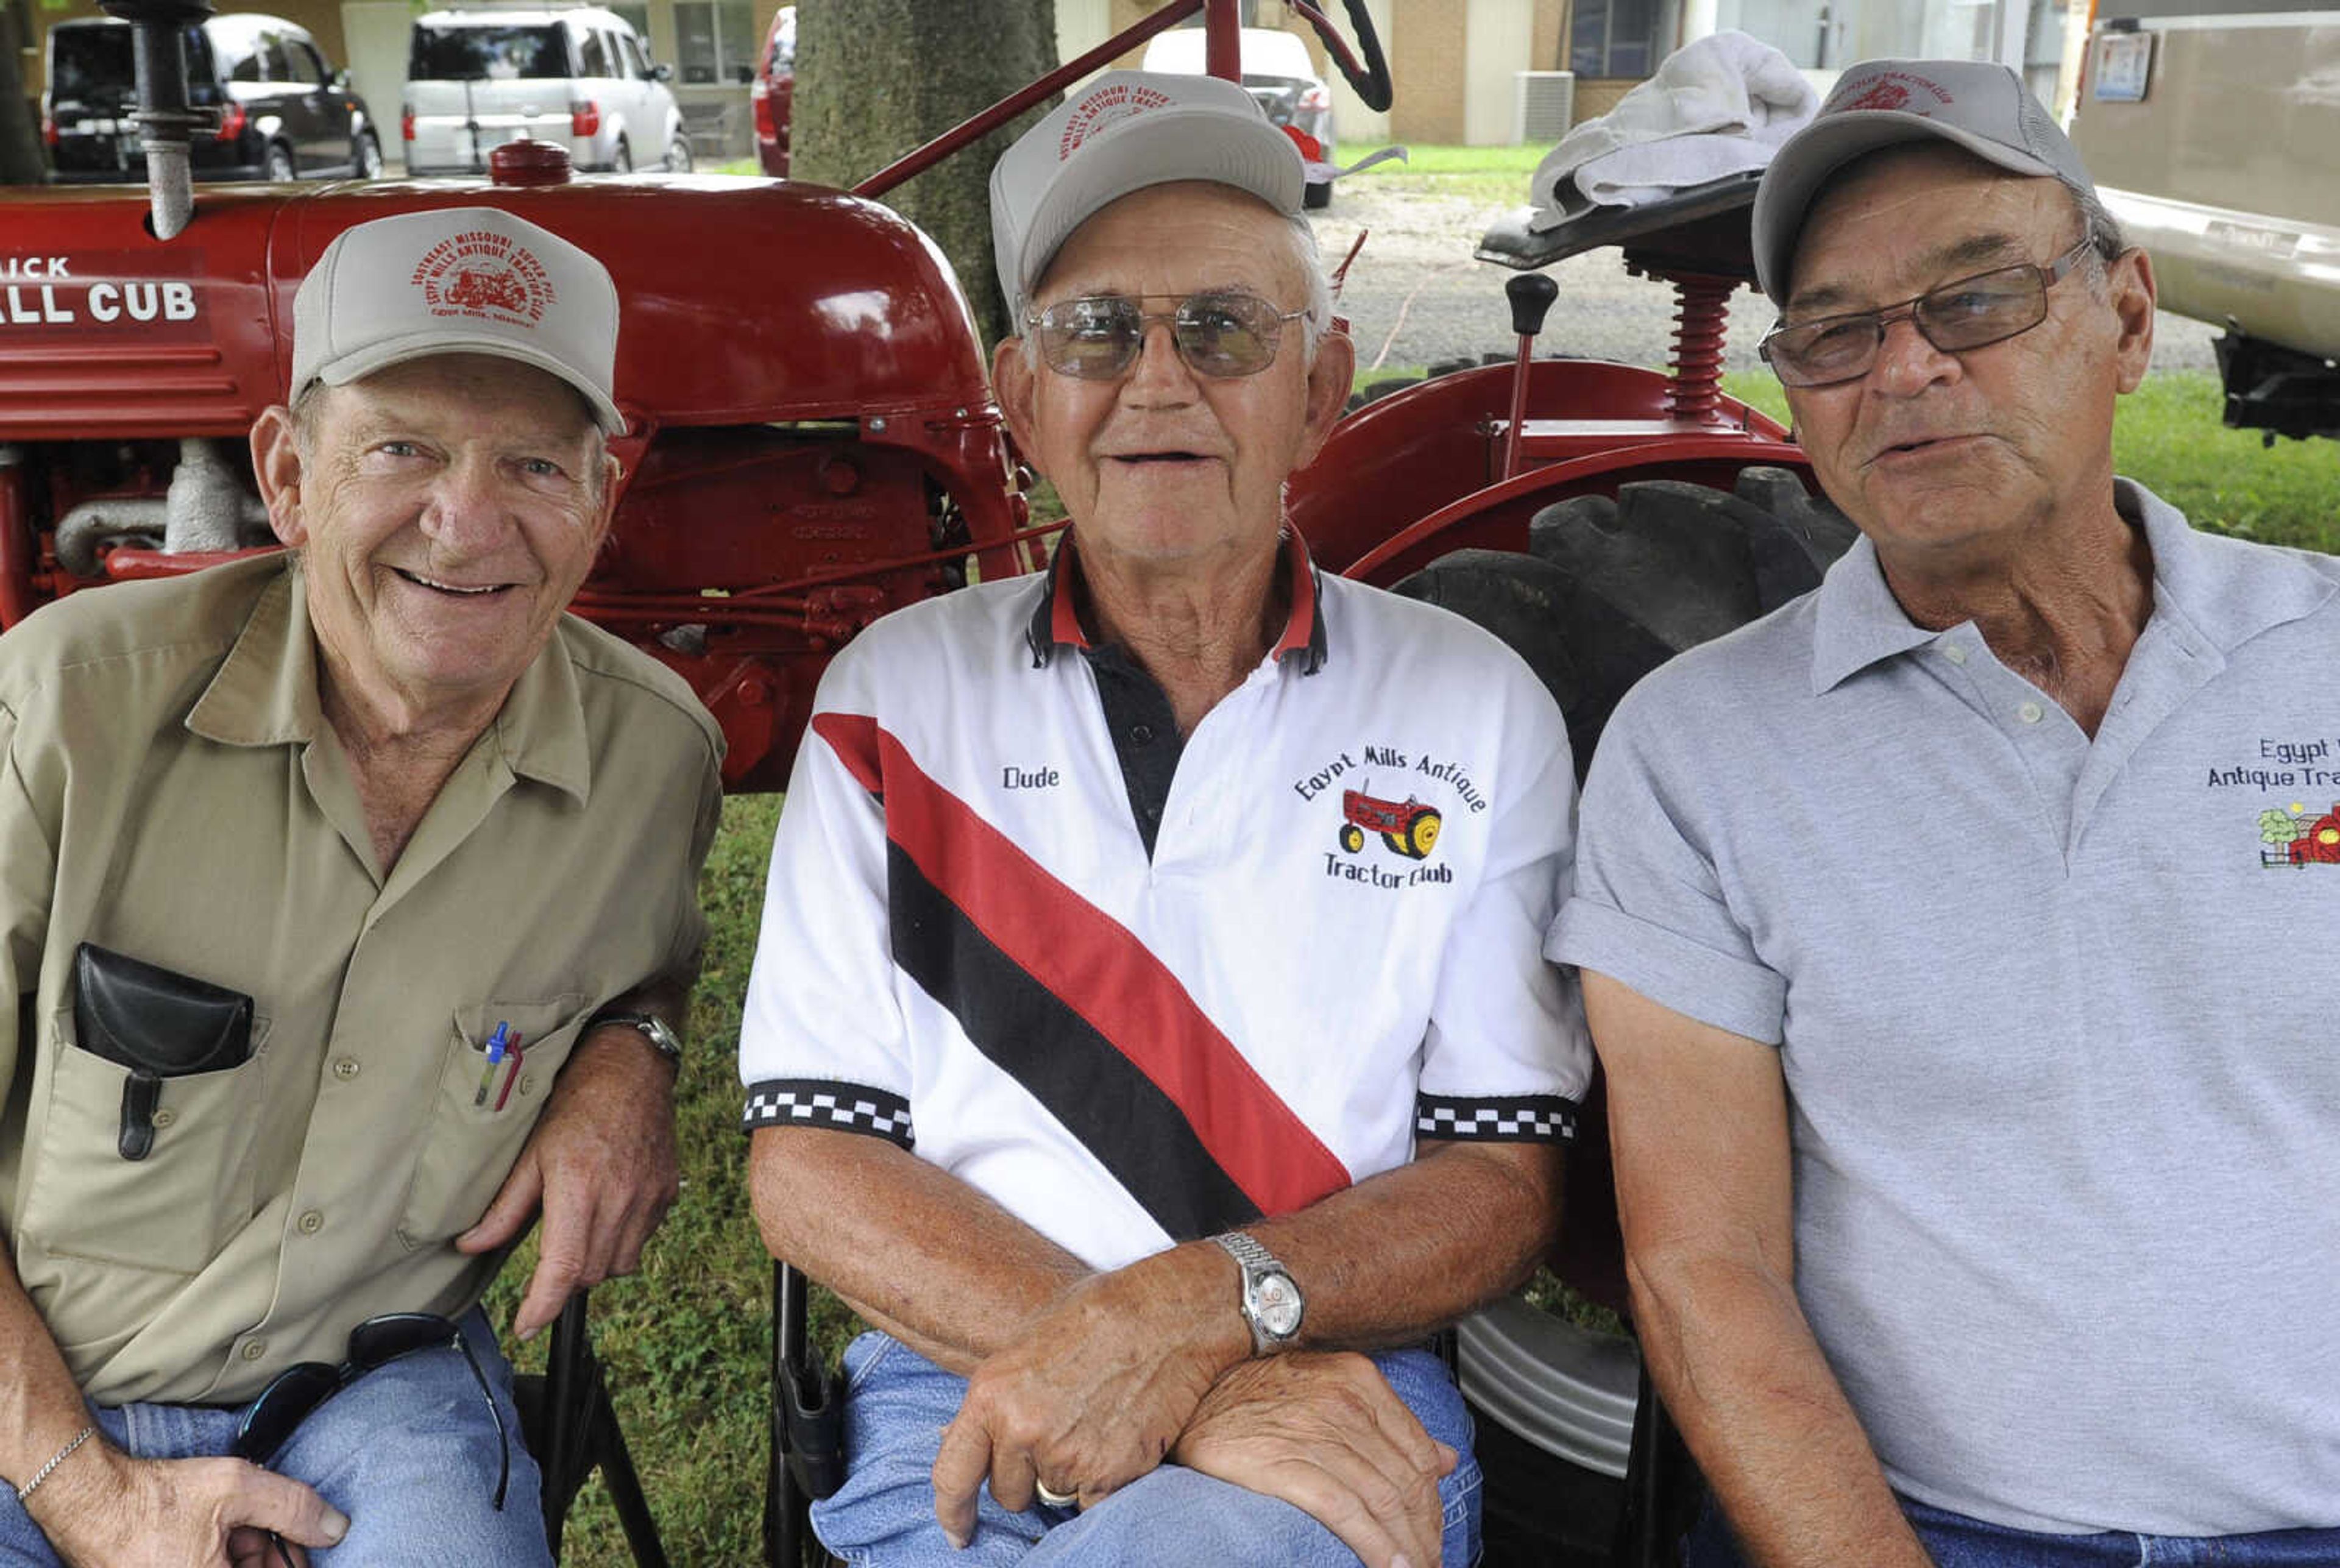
left=762, top=1259, right=846, bottom=1567
left=512, top=1291, right=671, bottom=1567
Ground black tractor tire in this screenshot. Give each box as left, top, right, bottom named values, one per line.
left=1395, top=467, right=1856, bottom=783
left=1389, top=466, right=1855, bottom=1565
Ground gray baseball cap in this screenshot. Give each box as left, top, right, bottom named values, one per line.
left=290, top=206, right=625, bottom=434
left=990, top=69, right=1304, bottom=319
left=1751, top=59, right=2097, bottom=305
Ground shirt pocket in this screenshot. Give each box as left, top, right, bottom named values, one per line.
left=394, top=995, right=589, bottom=1252
left=17, top=1006, right=274, bottom=1274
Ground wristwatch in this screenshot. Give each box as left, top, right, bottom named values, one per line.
left=1211, top=1231, right=1304, bottom=1354
left=591, top=1010, right=683, bottom=1068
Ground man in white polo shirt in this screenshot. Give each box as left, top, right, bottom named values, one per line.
left=1551, top=59, right=2340, bottom=1565
left=740, top=71, right=1591, bottom=1568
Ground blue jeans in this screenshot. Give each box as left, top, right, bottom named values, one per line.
left=812, top=1333, right=1483, bottom=1567
left=0, top=1308, right=548, bottom=1567
left=1686, top=1494, right=2340, bottom=1566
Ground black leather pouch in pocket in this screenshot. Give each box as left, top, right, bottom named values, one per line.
left=72, top=944, right=254, bottom=1162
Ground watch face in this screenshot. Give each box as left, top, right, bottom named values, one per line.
left=1255, top=1271, right=1303, bottom=1338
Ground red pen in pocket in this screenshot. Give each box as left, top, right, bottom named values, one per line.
left=493, top=1035, right=526, bottom=1112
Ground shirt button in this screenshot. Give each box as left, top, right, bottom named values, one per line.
left=1130, top=724, right=1154, bottom=745
left=518, top=1073, right=537, bottom=1098
left=2018, top=701, right=2044, bottom=725
left=332, top=1057, right=360, bottom=1081
left=297, top=1210, right=324, bottom=1235
left=1942, top=643, right=1968, bottom=665
left=241, top=1340, right=267, bottom=1361
left=151, top=1108, right=177, bottom=1129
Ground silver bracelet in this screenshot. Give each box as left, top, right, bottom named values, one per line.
left=14, top=1424, right=96, bottom=1503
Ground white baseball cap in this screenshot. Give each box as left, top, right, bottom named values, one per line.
left=1751, top=59, right=2099, bottom=304
left=990, top=69, right=1305, bottom=319
left=290, top=206, right=625, bottom=434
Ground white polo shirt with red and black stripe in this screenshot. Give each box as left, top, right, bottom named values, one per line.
left=739, top=534, right=1590, bottom=1272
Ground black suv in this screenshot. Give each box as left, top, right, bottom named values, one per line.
left=44, top=12, right=383, bottom=183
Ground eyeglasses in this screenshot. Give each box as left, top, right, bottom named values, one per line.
left=1759, top=236, right=2098, bottom=388
left=1025, top=290, right=1309, bottom=380
left=233, top=1313, right=508, bottom=1566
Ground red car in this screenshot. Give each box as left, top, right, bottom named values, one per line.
left=751, top=5, right=794, bottom=177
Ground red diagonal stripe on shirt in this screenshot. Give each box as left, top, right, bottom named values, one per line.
left=819, top=711, right=1352, bottom=1218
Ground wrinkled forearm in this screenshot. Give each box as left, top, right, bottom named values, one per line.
left=1247, top=1138, right=1564, bottom=1353
left=1631, top=1246, right=1932, bottom=1568
left=748, top=1126, right=1090, bottom=1374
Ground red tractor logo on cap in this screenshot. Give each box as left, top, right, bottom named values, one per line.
left=1840, top=80, right=1912, bottom=112
left=410, top=229, right=556, bottom=325
left=442, top=266, right=531, bottom=314
left=1338, top=786, right=1441, bottom=860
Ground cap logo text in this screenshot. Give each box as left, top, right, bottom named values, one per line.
left=410, top=230, right=556, bottom=327
left=1834, top=71, right=1954, bottom=116
left=1058, top=82, right=1174, bottom=160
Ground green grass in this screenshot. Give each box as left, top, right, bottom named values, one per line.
left=1351, top=140, right=1544, bottom=205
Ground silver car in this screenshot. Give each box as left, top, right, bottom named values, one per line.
left=404, top=7, right=689, bottom=176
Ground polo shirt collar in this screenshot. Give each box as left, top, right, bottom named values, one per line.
left=1024, top=527, right=1328, bottom=675
left=186, top=557, right=593, bottom=803
left=1807, top=479, right=2336, bottom=695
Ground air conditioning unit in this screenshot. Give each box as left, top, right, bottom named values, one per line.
left=1514, top=70, right=1576, bottom=145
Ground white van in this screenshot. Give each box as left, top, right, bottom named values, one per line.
left=403, top=7, right=689, bottom=176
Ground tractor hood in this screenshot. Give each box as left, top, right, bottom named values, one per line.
left=0, top=176, right=995, bottom=441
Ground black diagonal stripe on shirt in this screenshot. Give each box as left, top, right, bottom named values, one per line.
left=887, top=841, right=1263, bottom=1243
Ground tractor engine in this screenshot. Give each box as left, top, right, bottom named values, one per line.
left=0, top=152, right=1035, bottom=790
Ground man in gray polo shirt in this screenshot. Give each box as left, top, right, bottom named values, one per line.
left=1550, top=58, right=2340, bottom=1566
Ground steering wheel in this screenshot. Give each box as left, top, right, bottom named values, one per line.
left=1287, top=0, right=1393, bottom=112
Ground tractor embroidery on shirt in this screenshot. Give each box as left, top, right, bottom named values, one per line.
left=2259, top=803, right=2340, bottom=866
left=1339, top=785, right=1442, bottom=860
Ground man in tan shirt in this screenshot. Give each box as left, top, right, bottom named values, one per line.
left=0, top=207, right=721, bottom=1565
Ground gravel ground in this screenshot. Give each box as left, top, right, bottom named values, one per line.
left=1311, top=180, right=2219, bottom=380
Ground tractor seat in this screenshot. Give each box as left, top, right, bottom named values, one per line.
left=1475, top=170, right=1763, bottom=283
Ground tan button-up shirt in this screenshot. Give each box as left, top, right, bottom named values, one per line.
left=0, top=555, right=722, bottom=1405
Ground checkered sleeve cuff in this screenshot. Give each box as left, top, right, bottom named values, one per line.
left=1415, top=1092, right=1578, bottom=1144
left=742, top=1079, right=915, bottom=1148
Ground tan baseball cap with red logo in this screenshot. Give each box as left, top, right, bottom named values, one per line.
left=289, top=205, right=625, bottom=434
left=990, top=69, right=1305, bottom=319
left=1751, top=59, right=2099, bottom=305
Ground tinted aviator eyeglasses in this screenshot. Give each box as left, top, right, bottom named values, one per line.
left=1026, top=290, right=1309, bottom=380
left=233, top=1312, right=508, bottom=1566
left=1759, top=236, right=2099, bottom=388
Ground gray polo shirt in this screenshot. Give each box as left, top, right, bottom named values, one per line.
left=1550, top=481, right=2340, bottom=1536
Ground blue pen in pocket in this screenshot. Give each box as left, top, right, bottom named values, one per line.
left=472, top=1021, right=511, bottom=1109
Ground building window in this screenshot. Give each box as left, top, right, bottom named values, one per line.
left=1571, top=0, right=1658, bottom=77
left=672, top=0, right=756, bottom=84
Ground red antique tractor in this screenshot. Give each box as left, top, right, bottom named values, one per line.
left=1339, top=787, right=1442, bottom=859
left=0, top=1, right=1855, bottom=1561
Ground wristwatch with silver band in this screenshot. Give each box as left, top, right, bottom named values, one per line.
left=1211, top=1230, right=1304, bottom=1354
left=589, top=1010, right=683, bottom=1067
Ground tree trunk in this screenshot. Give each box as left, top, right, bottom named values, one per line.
left=0, top=0, right=47, bottom=186
left=794, top=0, right=1060, bottom=350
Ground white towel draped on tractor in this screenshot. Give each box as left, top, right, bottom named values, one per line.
left=1528, top=32, right=1816, bottom=230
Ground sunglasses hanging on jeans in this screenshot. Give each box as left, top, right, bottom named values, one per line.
left=232, top=1311, right=509, bottom=1567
